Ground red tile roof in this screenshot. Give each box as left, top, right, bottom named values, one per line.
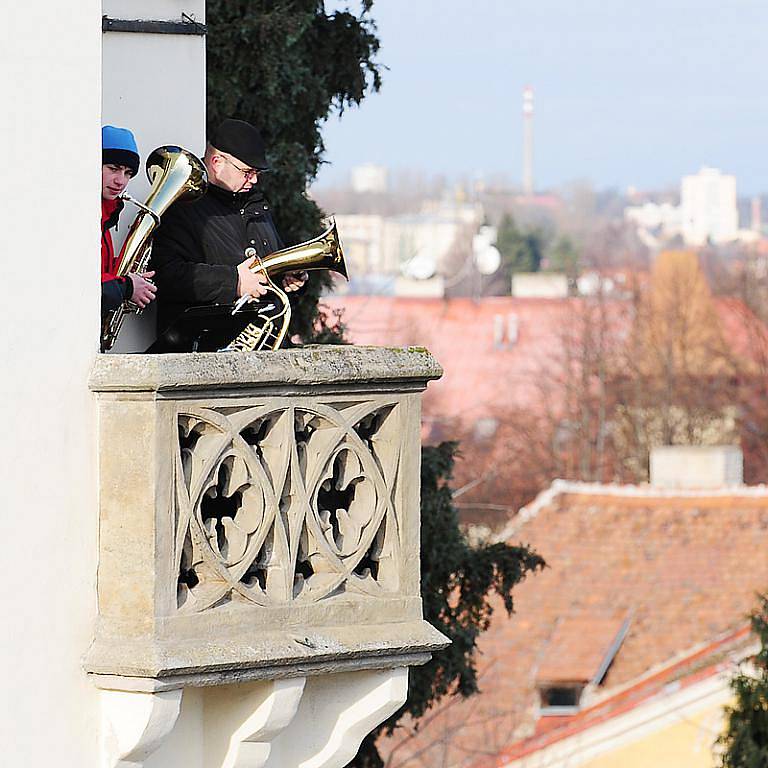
left=325, top=297, right=613, bottom=429
left=376, top=482, right=768, bottom=768
left=324, top=295, right=760, bottom=432
left=493, top=625, right=751, bottom=766
left=536, top=613, right=629, bottom=685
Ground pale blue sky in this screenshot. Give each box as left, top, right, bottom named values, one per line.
left=317, top=1, right=768, bottom=194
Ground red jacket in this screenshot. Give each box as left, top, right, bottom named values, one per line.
left=101, top=197, right=124, bottom=282
left=101, top=198, right=131, bottom=313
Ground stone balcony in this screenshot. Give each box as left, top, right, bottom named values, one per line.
left=85, top=346, right=448, bottom=693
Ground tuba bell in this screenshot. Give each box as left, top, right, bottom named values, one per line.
left=223, top=219, right=349, bottom=352
left=100, top=145, right=207, bottom=352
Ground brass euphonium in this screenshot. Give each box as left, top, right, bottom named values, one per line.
left=223, top=219, right=349, bottom=352
left=100, top=145, right=207, bottom=352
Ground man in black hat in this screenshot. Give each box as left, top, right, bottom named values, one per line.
left=151, top=118, right=306, bottom=335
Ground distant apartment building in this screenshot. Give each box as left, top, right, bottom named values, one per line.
left=335, top=199, right=483, bottom=294
left=624, top=201, right=682, bottom=238
left=624, top=169, right=754, bottom=248
left=350, top=163, right=388, bottom=194
left=681, top=167, right=739, bottom=245
left=333, top=214, right=390, bottom=276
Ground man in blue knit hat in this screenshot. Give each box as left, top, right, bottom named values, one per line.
left=101, top=125, right=156, bottom=318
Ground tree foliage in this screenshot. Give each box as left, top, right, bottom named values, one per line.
left=349, top=443, right=545, bottom=767
left=452, top=249, right=762, bottom=521
left=612, top=250, right=740, bottom=477
left=496, top=213, right=545, bottom=276
left=718, top=595, right=768, bottom=768
left=206, top=0, right=381, bottom=340
left=548, top=235, right=580, bottom=282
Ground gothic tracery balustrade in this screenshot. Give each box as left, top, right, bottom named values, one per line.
left=175, top=399, right=402, bottom=612
left=86, top=347, right=448, bottom=691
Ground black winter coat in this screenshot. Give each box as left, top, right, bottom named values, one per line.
left=152, top=183, right=284, bottom=332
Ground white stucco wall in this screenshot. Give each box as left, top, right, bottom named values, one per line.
left=1, top=7, right=429, bottom=766
left=102, top=0, right=206, bottom=351
left=0, top=3, right=102, bottom=766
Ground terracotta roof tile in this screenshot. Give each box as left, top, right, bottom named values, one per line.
left=376, top=484, right=768, bottom=768
left=536, top=613, right=629, bottom=684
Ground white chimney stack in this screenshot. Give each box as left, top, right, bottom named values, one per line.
left=650, top=446, right=743, bottom=489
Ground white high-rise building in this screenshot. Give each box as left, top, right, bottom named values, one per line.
left=680, top=167, right=739, bottom=245
left=522, top=86, right=534, bottom=197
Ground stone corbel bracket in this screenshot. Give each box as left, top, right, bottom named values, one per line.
left=101, top=667, right=409, bottom=768
left=86, top=346, right=448, bottom=692
left=101, top=688, right=183, bottom=767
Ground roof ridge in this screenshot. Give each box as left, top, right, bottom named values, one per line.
left=495, top=479, right=768, bottom=541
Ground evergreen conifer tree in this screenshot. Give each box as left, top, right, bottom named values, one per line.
left=719, top=595, right=768, bottom=767
left=206, top=0, right=381, bottom=341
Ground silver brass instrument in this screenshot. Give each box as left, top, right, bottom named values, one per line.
left=100, top=145, right=207, bottom=352
left=223, top=220, right=348, bottom=352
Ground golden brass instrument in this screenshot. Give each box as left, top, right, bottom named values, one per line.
left=100, top=145, right=207, bottom=352
left=223, top=220, right=348, bottom=352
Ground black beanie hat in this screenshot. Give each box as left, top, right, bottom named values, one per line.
left=211, top=119, right=269, bottom=170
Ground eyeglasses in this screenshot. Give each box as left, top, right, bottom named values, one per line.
left=218, top=154, right=262, bottom=181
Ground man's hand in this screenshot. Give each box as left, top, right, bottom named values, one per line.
left=129, top=271, right=157, bottom=308
left=283, top=270, right=308, bottom=293
left=237, top=256, right=269, bottom=298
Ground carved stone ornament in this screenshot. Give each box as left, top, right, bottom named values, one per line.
left=86, top=347, right=449, bottom=691
left=176, top=400, right=401, bottom=612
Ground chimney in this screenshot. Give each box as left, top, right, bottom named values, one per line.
left=522, top=86, right=534, bottom=197
left=493, top=314, right=505, bottom=348
left=751, top=196, right=762, bottom=234
left=649, top=446, right=743, bottom=489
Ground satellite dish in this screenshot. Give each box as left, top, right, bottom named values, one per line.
left=403, top=252, right=437, bottom=280
left=479, top=224, right=498, bottom=241
left=472, top=226, right=500, bottom=275
left=472, top=232, right=493, bottom=253
left=475, top=245, right=501, bottom=275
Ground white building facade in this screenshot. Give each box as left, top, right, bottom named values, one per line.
left=0, top=4, right=447, bottom=766
left=336, top=200, right=483, bottom=295
left=624, top=201, right=682, bottom=238
left=102, top=0, right=207, bottom=353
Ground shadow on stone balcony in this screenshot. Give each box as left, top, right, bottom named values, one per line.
left=85, top=346, right=449, bottom=693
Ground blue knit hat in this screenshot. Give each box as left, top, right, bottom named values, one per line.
left=102, top=125, right=140, bottom=176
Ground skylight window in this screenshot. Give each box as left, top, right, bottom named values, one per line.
left=535, top=613, right=632, bottom=717
left=539, top=684, right=584, bottom=714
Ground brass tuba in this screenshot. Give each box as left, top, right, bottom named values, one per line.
left=223, top=220, right=348, bottom=352
left=100, top=145, right=207, bottom=352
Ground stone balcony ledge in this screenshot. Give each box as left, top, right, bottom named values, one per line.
left=90, top=345, right=443, bottom=393
left=86, top=346, right=448, bottom=692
